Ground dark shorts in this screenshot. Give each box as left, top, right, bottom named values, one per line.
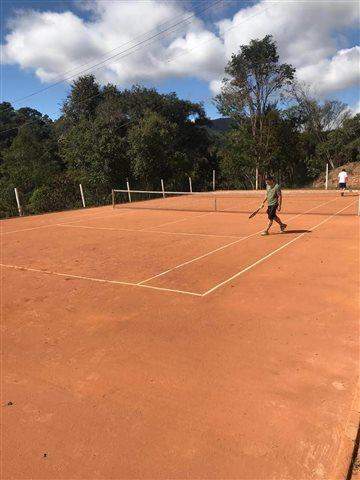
left=339, top=182, right=346, bottom=189
left=267, top=204, right=278, bottom=220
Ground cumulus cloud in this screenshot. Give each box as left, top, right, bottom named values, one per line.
left=217, top=0, right=359, bottom=96
left=2, top=0, right=225, bottom=87
left=297, top=47, right=360, bottom=94
left=1, top=0, right=359, bottom=100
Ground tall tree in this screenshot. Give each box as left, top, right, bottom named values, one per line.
left=215, top=35, right=295, bottom=176
left=62, top=75, right=101, bottom=124
left=127, top=111, right=180, bottom=190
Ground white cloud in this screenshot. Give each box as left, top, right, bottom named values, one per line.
left=209, top=79, right=223, bottom=95
left=351, top=99, right=360, bottom=116
left=2, top=0, right=224, bottom=87
left=217, top=0, right=359, bottom=96
left=1, top=0, right=359, bottom=102
left=297, top=47, right=360, bottom=95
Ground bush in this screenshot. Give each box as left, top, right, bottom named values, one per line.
left=28, top=175, right=81, bottom=214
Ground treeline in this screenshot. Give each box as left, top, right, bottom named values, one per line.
left=1, top=35, right=359, bottom=218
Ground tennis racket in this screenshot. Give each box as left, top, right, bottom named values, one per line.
left=249, top=205, right=264, bottom=219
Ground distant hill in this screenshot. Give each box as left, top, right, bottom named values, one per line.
left=208, top=117, right=233, bottom=132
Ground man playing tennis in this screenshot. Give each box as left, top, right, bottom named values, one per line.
left=260, top=175, right=287, bottom=236
left=338, top=168, right=348, bottom=196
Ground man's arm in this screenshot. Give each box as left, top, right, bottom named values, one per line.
left=277, top=190, right=282, bottom=211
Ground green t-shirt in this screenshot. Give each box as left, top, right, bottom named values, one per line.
left=266, top=184, right=281, bottom=206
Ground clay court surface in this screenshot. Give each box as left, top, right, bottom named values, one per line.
left=1, top=191, right=359, bottom=479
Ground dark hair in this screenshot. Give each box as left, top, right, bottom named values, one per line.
left=342, top=169, right=346, bottom=172
left=265, top=175, right=275, bottom=181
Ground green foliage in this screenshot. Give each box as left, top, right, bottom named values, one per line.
left=316, top=114, right=360, bottom=167
left=128, top=111, right=179, bottom=189
left=28, top=174, right=81, bottom=214
left=62, top=75, right=101, bottom=123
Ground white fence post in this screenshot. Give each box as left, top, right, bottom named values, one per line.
left=212, top=170, right=216, bottom=191
left=126, top=181, right=132, bottom=202
left=325, top=163, right=329, bottom=190
left=161, top=179, right=165, bottom=198
left=255, top=167, right=259, bottom=190
left=14, top=187, right=23, bottom=216
left=188, top=176, right=193, bottom=193
left=79, top=184, right=86, bottom=208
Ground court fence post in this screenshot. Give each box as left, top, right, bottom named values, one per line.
left=325, top=163, right=329, bottom=190
left=79, top=184, right=86, bottom=208
left=126, top=181, right=132, bottom=202
left=255, top=167, right=259, bottom=190
left=212, top=170, right=216, bottom=191
left=161, top=179, right=165, bottom=198
left=189, top=177, right=193, bottom=193
left=14, top=187, right=23, bottom=216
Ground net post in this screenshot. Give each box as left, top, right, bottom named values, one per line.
left=212, top=170, right=216, bottom=191
left=14, top=187, right=23, bottom=216
left=325, top=163, right=329, bottom=190
left=126, top=181, right=132, bottom=202
left=111, top=189, right=115, bottom=208
left=161, top=179, right=165, bottom=198
left=188, top=176, right=193, bottom=193
left=79, top=184, right=86, bottom=208
left=255, top=167, right=259, bottom=190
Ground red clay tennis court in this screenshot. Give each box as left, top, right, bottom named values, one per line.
left=2, top=189, right=359, bottom=479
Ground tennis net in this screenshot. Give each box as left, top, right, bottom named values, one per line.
left=112, top=189, right=360, bottom=216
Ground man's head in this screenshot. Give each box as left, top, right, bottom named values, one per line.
left=342, top=169, right=346, bottom=172
left=265, top=175, right=275, bottom=186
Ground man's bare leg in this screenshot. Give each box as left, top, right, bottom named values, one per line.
left=274, top=215, right=287, bottom=232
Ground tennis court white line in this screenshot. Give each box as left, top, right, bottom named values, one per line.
left=0, top=264, right=202, bottom=297
left=0, top=206, right=142, bottom=234
left=0, top=206, right=113, bottom=231
left=202, top=200, right=357, bottom=296
left=1, top=211, right=145, bottom=235
left=56, top=223, right=241, bottom=240
left=1, top=224, right=56, bottom=235
left=137, top=197, right=342, bottom=285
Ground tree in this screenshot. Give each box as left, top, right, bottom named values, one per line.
left=215, top=35, right=295, bottom=176
left=127, top=111, right=181, bottom=190
left=316, top=114, right=360, bottom=167
left=288, top=82, right=351, bottom=168
left=62, top=75, right=101, bottom=124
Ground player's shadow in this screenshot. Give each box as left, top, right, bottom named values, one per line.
left=277, top=229, right=311, bottom=235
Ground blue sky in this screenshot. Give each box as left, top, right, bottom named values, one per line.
left=1, top=0, right=359, bottom=120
